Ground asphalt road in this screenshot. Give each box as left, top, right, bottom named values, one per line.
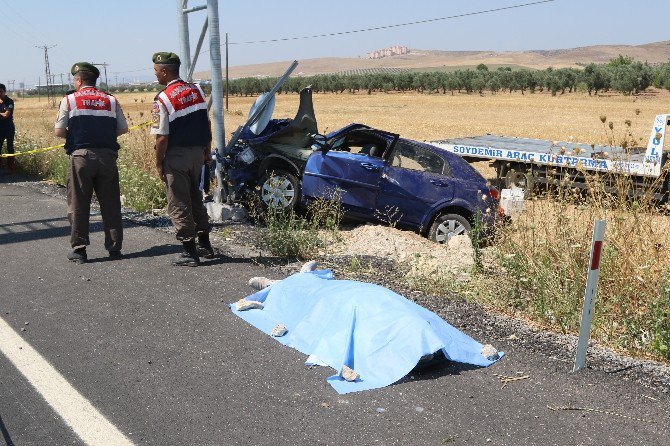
left=0, top=178, right=668, bottom=446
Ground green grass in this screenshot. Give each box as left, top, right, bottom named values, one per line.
left=253, top=193, right=343, bottom=260
left=14, top=135, right=167, bottom=213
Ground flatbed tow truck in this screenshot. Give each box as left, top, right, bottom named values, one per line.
left=431, top=115, right=670, bottom=199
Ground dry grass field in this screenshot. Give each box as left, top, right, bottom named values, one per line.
left=233, top=88, right=670, bottom=145
left=8, top=88, right=670, bottom=362
left=12, top=88, right=669, bottom=159
left=13, top=88, right=669, bottom=189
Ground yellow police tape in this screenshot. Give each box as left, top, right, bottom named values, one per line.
left=0, top=121, right=152, bottom=158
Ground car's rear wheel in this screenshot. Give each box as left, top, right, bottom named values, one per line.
left=428, top=213, right=471, bottom=244
left=258, top=170, right=300, bottom=211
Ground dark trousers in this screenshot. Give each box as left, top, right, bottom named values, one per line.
left=200, top=163, right=211, bottom=193
left=0, top=125, right=15, bottom=173
left=164, top=146, right=211, bottom=241
left=66, top=148, right=123, bottom=251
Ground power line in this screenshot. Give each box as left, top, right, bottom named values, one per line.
left=227, top=0, right=555, bottom=46
left=0, top=0, right=51, bottom=41
left=0, top=0, right=77, bottom=79
left=1, top=0, right=69, bottom=58
left=110, top=68, right=153, bottom=75
left=111, top=0, right=556, bottom=75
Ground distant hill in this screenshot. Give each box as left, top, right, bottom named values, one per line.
left=194, top=40, right=670, bottom=79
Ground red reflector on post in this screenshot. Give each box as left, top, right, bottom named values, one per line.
left=591, top=241, right=603, bottom=270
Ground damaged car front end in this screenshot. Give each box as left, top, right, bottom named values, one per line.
left=222, top=87, right=319, bottom=209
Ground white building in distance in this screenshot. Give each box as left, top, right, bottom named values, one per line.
left=364, top=46, right=410, bottom=60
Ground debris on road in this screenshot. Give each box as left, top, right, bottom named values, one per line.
left=547, top=405, right=655, bottom=423
left=493, top=373, right=530, bottom=389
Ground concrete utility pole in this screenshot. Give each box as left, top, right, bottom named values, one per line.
left=176, top=0, right=226, bottom=202
left=225, top=32, right=229, bottom=111
left=36, top=44, right=56, bottom=106
left=176, top=0, right=192, bottom=81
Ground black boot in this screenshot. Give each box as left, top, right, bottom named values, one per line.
left=196, top=233, right=215, bottom=259
left=67, top=247, right=87, bottom=264
left=173, top=240, right=199, bottom=267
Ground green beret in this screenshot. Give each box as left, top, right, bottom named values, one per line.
left=152, top=52, right=180, bottom=65
left=71, top=62, right=100, bottom=77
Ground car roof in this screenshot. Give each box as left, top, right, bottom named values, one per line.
left=327, top=123, right=398, bottom=142
left=328, top=124, right=487, bottom=184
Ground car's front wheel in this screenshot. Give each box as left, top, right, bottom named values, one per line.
left=428, top=213, right=471, bottom=244
left=258, top=170, right=300, bottom=211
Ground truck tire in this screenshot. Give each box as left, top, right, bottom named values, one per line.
left=428, top=213, right=471, bottom=244
left=505, top=168, right=534, bottom=198
left=258, top=170, right=300, bottom=211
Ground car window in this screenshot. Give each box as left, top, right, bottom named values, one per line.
left=330, top=130, right=390, bottom=158
left=391, top=142, right=445, bottom=175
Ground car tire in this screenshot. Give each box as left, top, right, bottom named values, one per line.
left=258, top=169, right=300, bottom=211
left=505, top=168, right=534, bottom=198
left=428, top=213, right=471, bottom=244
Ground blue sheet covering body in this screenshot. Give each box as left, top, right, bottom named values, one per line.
left=230, top=270, right=502, bottom=394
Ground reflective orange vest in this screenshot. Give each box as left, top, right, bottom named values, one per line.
left=64, top=87, right=119, bottom=153
left=155, top=79, right=211, bottom=148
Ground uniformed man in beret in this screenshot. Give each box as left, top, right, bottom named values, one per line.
left=151, top=51, right=214, bottom=266
left=54, top=62, right=129, bottom=263
left=0, top=83, right=15, bottom=174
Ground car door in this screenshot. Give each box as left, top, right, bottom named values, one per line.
left=376, top=141, right=455, bottom=228
left=302, top=150, right=386, bottom=217
left=302, top=128, right=398, bottom=217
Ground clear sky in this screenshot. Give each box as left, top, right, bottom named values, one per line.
left=0, top=0, right=666, bottom=88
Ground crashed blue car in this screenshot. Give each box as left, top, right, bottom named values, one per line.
left=223, top=87, right=502, bottom=243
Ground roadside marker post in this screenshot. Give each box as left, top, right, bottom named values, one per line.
left=573, top=219, right=606, bottom=372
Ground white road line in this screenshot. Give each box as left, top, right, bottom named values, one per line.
left=0, top=317, right=135, bottom=446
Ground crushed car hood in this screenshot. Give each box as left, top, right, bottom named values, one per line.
left=239, top=87, right=318, bottom=148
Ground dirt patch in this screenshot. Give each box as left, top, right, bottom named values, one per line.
left=330, top=224, right=474, bottom=280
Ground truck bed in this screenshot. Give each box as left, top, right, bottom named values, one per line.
left=431, top=135, right=657, bottom=177
left=435, top=135, right=647, bottom=161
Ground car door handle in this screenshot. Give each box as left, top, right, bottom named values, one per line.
left=430, top=179, right=449, bottom=187
left=360, top=162, right=380, bottom=172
